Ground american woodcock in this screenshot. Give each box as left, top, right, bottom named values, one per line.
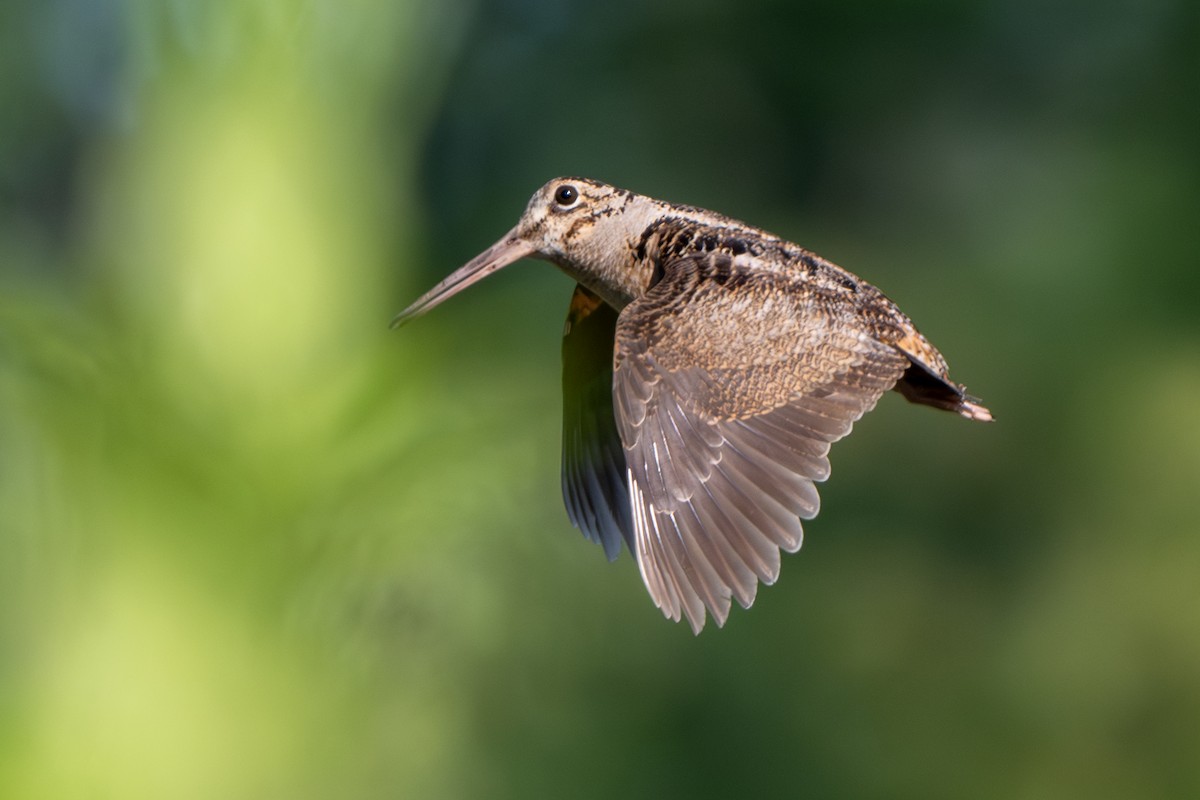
left=393, top=177, right=992, bottom=633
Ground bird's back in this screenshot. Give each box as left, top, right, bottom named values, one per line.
left=629, top=215, right=987, bottom=420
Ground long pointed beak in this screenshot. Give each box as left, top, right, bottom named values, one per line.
left=390, top=227, right=538, bottom=328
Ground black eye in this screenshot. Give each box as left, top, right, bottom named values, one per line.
left=554, top=184, right=579, bottom=206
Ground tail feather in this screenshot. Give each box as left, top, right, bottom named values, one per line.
left=894, top=357, right=993, bottom=422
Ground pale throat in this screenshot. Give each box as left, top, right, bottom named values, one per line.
left=557, top=200, right=665, bottom=311
left=554, top=247, right=651, bottom=311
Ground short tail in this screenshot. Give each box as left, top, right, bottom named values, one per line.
left=894, top=357, right=994, bottom=422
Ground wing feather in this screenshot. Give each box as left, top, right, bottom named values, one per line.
left=613, top=252, right=910, bottom=631
left=561, top=285, right=633, bottom=560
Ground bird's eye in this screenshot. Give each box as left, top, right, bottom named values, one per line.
left=554, top=184, right=579, bottom=207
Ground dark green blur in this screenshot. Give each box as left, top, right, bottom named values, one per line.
left=1, top=1, right=1197, bottom=797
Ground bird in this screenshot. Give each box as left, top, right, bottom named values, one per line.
left=393, top=177, right=992, bottom=633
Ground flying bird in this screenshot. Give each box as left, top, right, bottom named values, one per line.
left=393, top=178, right=992, bottom=632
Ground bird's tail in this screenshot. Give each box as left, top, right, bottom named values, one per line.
left=894, top=357, right=994, bottom=422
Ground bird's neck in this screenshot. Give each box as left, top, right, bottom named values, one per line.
left=550, top=199, right=672, bottom=311
left=550, top=199, right=771, bottom=312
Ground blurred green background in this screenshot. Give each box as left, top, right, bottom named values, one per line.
left=2, top=1, right=1197, bottom=797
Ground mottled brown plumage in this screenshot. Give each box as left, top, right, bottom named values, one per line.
left=394, top=177, right=992, bottom=632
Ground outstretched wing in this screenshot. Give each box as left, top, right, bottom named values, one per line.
left=613, top=252, right=910, bottom=632
left=561, top=284, right=633, bottom=560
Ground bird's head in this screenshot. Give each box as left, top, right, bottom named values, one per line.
left=392, top=177, right=665, bottom=326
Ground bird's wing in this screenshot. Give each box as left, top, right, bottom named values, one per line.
left=613, top=252, right=910, bottom=632
left=561, top=284, right=634, bottom=560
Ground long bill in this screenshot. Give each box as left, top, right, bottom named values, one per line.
left=390, top=227, right=537, bottom=328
